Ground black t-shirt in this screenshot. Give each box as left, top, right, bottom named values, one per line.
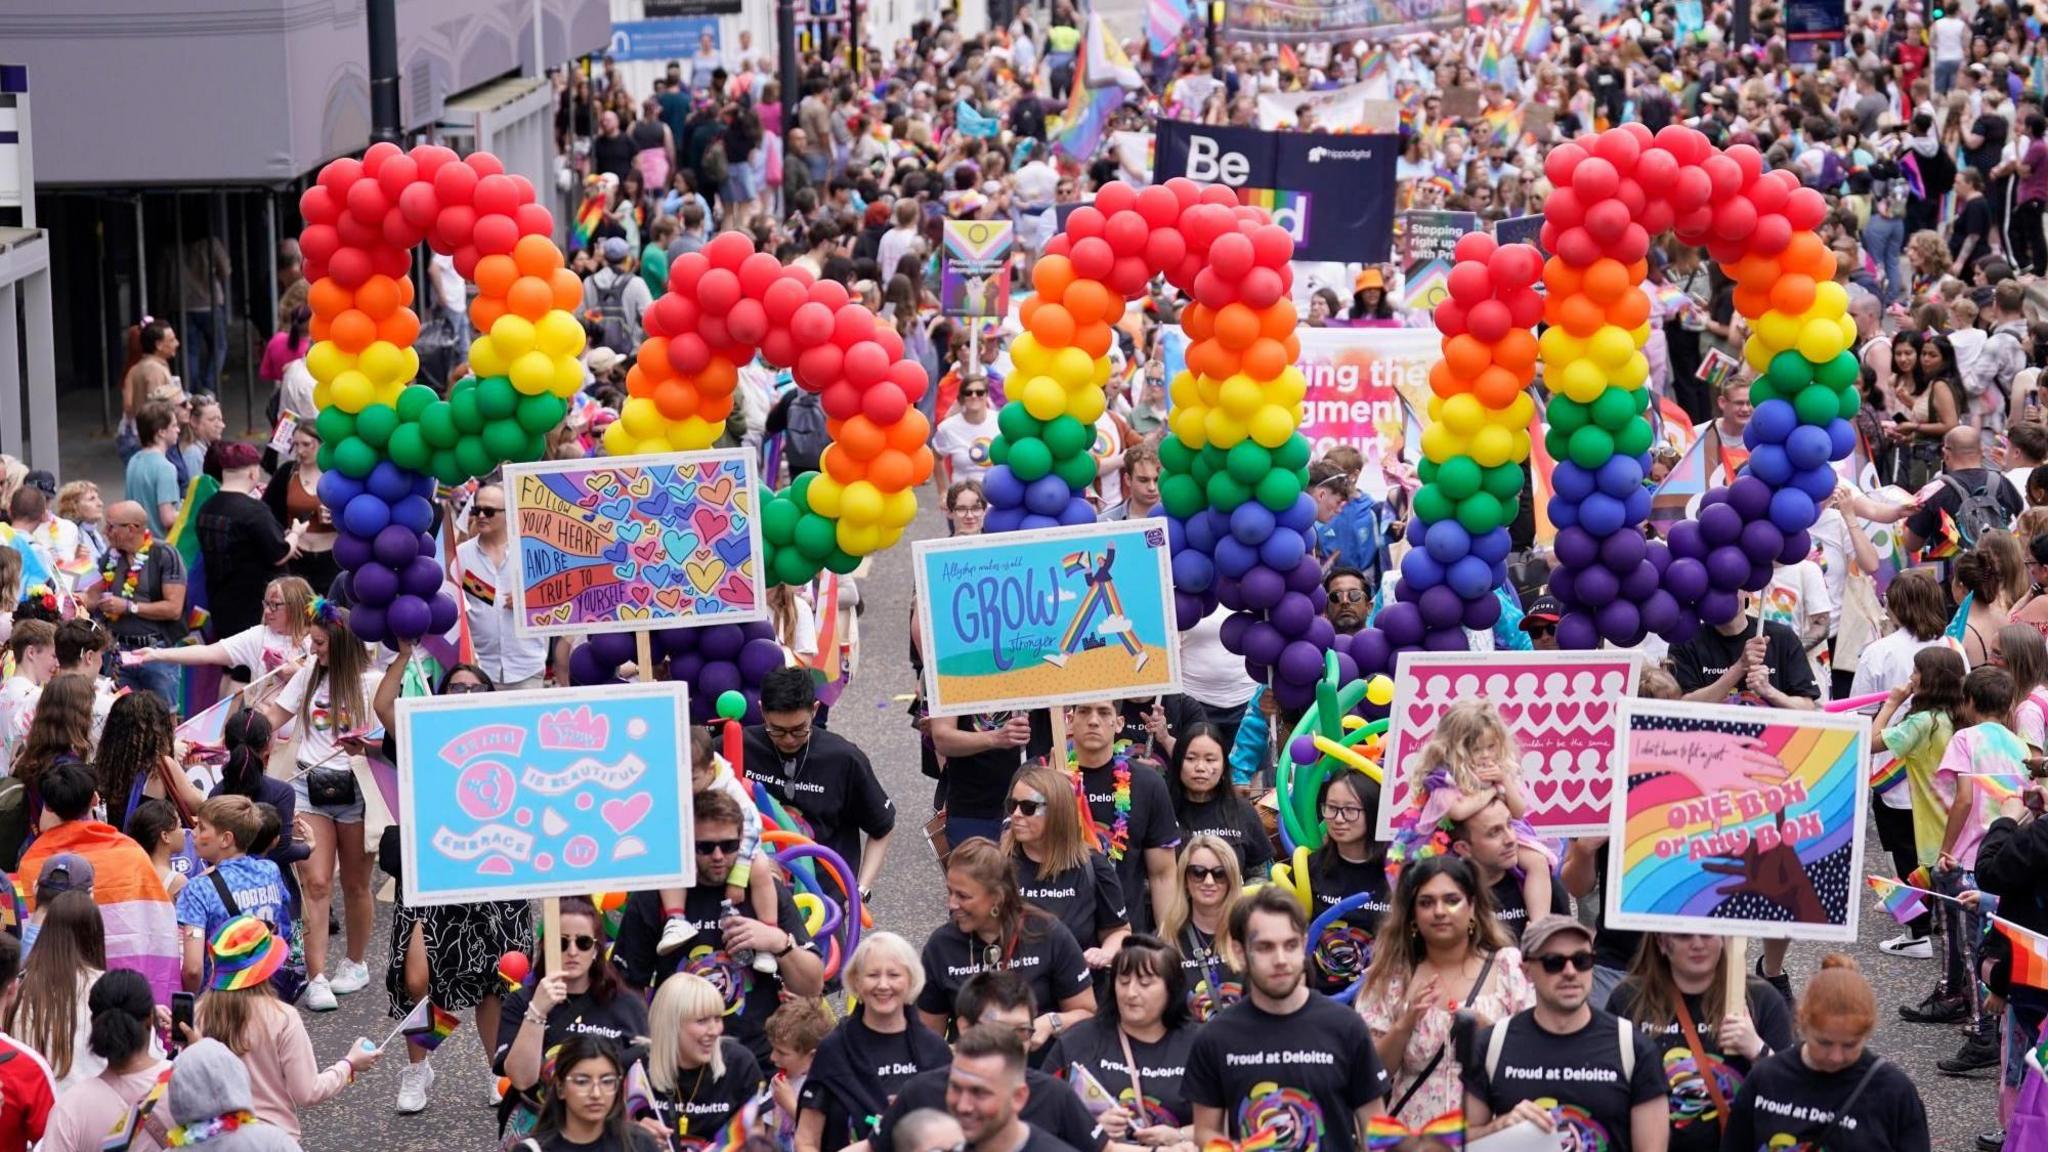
left=1604, top=977, right=1796, bottom=1152
left=941, top=712, right=1029, bottom=821
left=194, top=489, right=290, bottom=639
left=1305, top=849, right=1391, bottom=996
left=593, top=131, right=638, bottom=178
left=495, top=985, right=652, bottom=1113
left=1488, top=871, right=1569, bottom=944
left=640, top=1039, right=764, bottom=1148
left=105, top=542, right=187, bottom=646
left=1967, top=115, right=2010, bottom=175
left=1184, top=993, right=1392, bottom=1152
left=916, top=915, right=1095, bottom=1026
left=1015, top=850, right=1128, bottom=948
left=742, top=726, right=897, bottom=881
left=1904, top=466, right=2024, bottom=544
left=1176, top=795, right=1274, bottom=876
left=1113, top=696, right=1208, bottom=764
left=1173, top=922, right=1244, bottom=1023
left=1461, top=1009, right=1664, bottom=1152
left=610, top=883, right=818, bottom=1062
left=1043, top=1019, right=1198, bottom=1127
left=1723, top=1047, right=1930, bottom=1152
left=876, top=1067, right=1107, bottom=1152
left=536, top=1130, right=662, bottom=1152
left=798, top=1014, right=952, bottom=1152
left=1668, top=617, right=1820, bottom=704
left=1953, top=195, right=1995, bottom=258
left=1076, top=759, right=1182, bottom=933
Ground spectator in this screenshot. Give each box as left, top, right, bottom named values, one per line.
left=38, top=968, right=162, bottom=1152
left=123, top=402, right=182, bottom=538
left=1904, top=428, right=2025, bottom=557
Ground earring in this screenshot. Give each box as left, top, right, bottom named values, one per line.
left=1467, top=920, right=1478, bottom=940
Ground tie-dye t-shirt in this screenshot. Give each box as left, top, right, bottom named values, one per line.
left=1934, top=720, right=2028, bottom=869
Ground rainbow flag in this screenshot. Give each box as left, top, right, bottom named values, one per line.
left=1867, top=875, right=1928, bottom=924
left=1997, top=917, right=2048, bottom=990
left=400, top=999, right=461, bottom=1052
left=1869, top=753, right=1907, bottom=796
left=0, top=873, right=21, bottom=936
left=1478, top=35, right=1504, bottom=84
left=1907, top=864, right=1933, bottom=890
left=1923, top=508, right=1964, bottom=560
left=1359, top=50, right=1390, bottom=83
left=1062, top=551, right=1092, bottom=575
left=1478, top=103, right=1523, bottom=148
left=1510, top=0, right=1553, bottom=55
left=21, top=820, right=180, bottom=1004
left=1364, top=1110, right=1464, bottom=1146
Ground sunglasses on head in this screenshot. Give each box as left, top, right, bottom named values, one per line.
left=560, top=934, right=600, bottom=953
left=1008, top=797, right=1045, bottom=817
left=1187, top=865, right=1228, bottom=883
left=1533, top=950, right=1595, bottom=974
left=697, top=838, right=744, bottom=856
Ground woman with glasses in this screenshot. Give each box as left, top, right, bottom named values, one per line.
left=500, top=897, right=651, bottom=1139
left=1606, top=933, right=1793, bottom=1152
left=1305, top=770, right=1391, bottom=997
left=123, top=574, right=314, bottom=697
left=372, top=638, right=532, bottom=1115
left=527, top=1034, right=663, bottom=1152
left=915, top=838, right=1096, bottom=1052
left=934, top=378, right=999, bottom=488
left=1356, top=856, right=1530, bottom=1125
left=262, top=425, right=338, bottom=596
left=796, top=933, right=948, bottom=1152
left=1165, top=725, right=1272, bottom=877
left=1042, top=937, right=1199, bottom=1152
left=1156, top=835, right=1244, bottom=1023
left=1002, top=766, right=1129, bottom=968
left=642, top=973, right=766, bottom=1147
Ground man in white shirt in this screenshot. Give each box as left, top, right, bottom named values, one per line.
left=0, top=620, right=57, bottom=778
left=455, top=485, right=549, bottom=689
left=1933, top=11, right=1969, bottom=92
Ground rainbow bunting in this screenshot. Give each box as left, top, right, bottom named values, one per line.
left=400, top=999, right=461, bottom=1052
left=1867, top=875, right=1928, bottom=924
left=1996, top=917, right=2048, bottom=990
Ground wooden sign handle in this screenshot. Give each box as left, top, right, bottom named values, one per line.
left=1724, top=936, right=1748, bottom=1019
left=543, top=896, right=562, bottom=975
left=635, top=631, right=654, bottom=684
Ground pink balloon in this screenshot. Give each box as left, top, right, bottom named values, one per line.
left=726, top=299, right=768, bottom=345
left=789, top=302, right=834, bottom=347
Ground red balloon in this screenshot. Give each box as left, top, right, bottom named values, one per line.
left=648, top=295, right=687, bottom=338
left=789, top=302, right=835, bottom=347
left=1144, top=228, right=1187, bottom=272
left=1669, top=167, right=1713, bottom=214
left=1554, top=226, right=1603, bottom=268
left=1434, top=298, right=1469, bottom=336
left=1751, top=213, right=1793, bottom=255
left=473, top=213, right=519, bottom=256
left=300, top=224, right=340, bottom=268
left=809, top=279, right=850, bottom=310
left=1538, top=222, right=1561, bottom=254
left=1507, top=291, right=1544, bottom=330
left=375, top=247, right=411, bottom=280
left=1617, top=121, right=1656, bottom=148
left=345, top=178, right=389, bottom=226
left=1712, top=198, right=1758, bottom=242
left=738, top=252, right=783, bottom=299
left=1614, top=178, right=1646, bottom=220
left=1570, top=156, right=1620, bottom=203
left=1103, top=210, right=1149, bottom=258
left=861, top=382, right=908, bottom=426
left=1489, top=246, right=1542, bottom=291
left=509, top=174, right=537, bottom=205
left=474, top=174, right=522, bottom=218
left=822, top=381, right=863, bottom=420
left=397, top=183, right=440, bottom=229
left=668, top=332, right=712, bottom=375
left=1070, top=236, right=1115, bottom=280
left=381, top=214, right=425, bottom=251
left=726, top=299, right=768, bottom=346
left=328, top=246, right=374, bottom=289
left=1238, top=266, right=1284, bottom=309
left=433, top=161, right=478, bottom=206
left=706, top=231, right=754, bottom=270
left=1198, top=184, right=1238, bottom=207
left=1250, top=225, right=1293, bottom=269
left=514, top=203, right=554, bottom=239
left=1165, top=177, right=1203, bottom=208
left=844, top=342, right=890, bottom=387
left=1633, top=148, right=1678, bottom=197
left=1543, top=141, right=1587, bottom=187
left=833, top=304, right=872, bottom=350
left=1452, top=233, right=1497, bottom=264
left=1447, top=262, right=1493, bottom=306
left=336, top=214, right=382, bottom=251
left=1726, top=144, right=1764, bottom=188
left=1065, top=206, right=1106, bottom=240
left=412, top=145, right=458, bottom=179
left=454, top=245, right=480, bottom=282
left=1637, top=200, right=1675, bottom=237
left=1701, top=154, right=1743, bottom=200
left=669, top=252, right=710, bottom=298
left=795, top=344, right=843, bottom=391
left=759, top=329, right=797, bottom=369
left=1607, top=224, right=1649, bottom=266
left=300, top=185, right=340, bottom=226
left=1784, top=187, right=1829, bottom=231
left=362, top=141, right=403, bottom=175
left=872, top=328, right=905, bottom=363
left=888, top=361, right=927, bottom=402
left=1044, top=235, right=1071, bottom=259
left=1584, top=200, right=1631, bottom=244
left=1135, top=185, right=1181, bottom=228
left=318, top=157, right=364, bottom=196
left=464, top=152, right=505, bottom=178
left=1544, top=186, right=1584, bottom=229
left=1208, top=233, right=1255, bottom=280
left=698, top=315, right=731, bottom=350
left=1590, top=127, right=1641, bottom=174
left=697, top=268, right=742, bottom=316
left=1095, top=181, right=1139, bottom=216
left=762, top=276, right=809, bottom=324
left=1467, top=300, right=1512, bottom=343
left=1191, top=268, right=1234, bottom=311
left=1109, top=256, right=1153, bottom=300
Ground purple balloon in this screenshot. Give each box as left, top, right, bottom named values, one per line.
left=1271, top=591, right=1316, bottom=637
left=1698, top=502, right=1743, bottom=548
left=591, top=631, right=637, bottom=664
left=1698, top=589, right=1743, bottom=627
left=1600, top=529, right=1647, bottom=573
left=1647, top=541, right=1672, bottom=575
left=1243, top=620, right=1286, bottom=666
left=1706, top=545, right=1751, bottom=590
left=1273, top=677, right=1317, bottom=712
left=1350, top=628, right=1392, bottom=674
left=333, top=531, right=373, bottom=573
left=1277, top=640, right=1324, bottom=685
left=1596, top=600, right=1642, bottom=644
left=1285, top=555, right=1324, bottom=595
left=699, top=659, right=743, bottom=701
left=1306, top=616, right=1335, bottom=650
left=372, top=524, right=420, bottom=568
left=670, top=653, right=705, bottom=684
left=739, top=619, right=778, bottom=644
left=401, top=555, right=443, bottom=598
left=1620, top=559, right=1660, bottom=601
left=1290, top=734, right=1320, bottom=765
left=1556, top=612, right=1600, bottom=650
left=569, top=644, right=614, bottom=686
left=654, top=627, right=700, bottom=659
left=1241, top=565, right=1286, bottom=611
left=1419, top=585, right=1464, bottom=630
left=1423, top=627, right=1470, bottom=651
left=1554, top=526, right=1598, bottom=570
left=1379, top=602, right=1426, bottom=648
left=700, top=624, right=745, bottom=661
left=350, top=603, right=388, bottom=645
left=1641, top=589, right=1682, bottom=634
left=1748, top=561, right=1776, bottom=591
left=1463, top=594, right=1501, bottom=631
left=1309, top=586, right=1328, bottom=616
left=1740, top=521, right=1786, bottom=566
left=1547, top=565, right=1576, bottom=605
left=738, top=637, right=786, bottom=682
left=387, top=594, right=433, bottom=639
left=1666, top=519, right=1706, bottom=561
left=1574, top=564, right=1620, bottom=605
left=351, top=562, right=399, bottom=608
left=1334, top=651, right=1360, bottom=684
left=1661, top=613, right=1701, bottom=645
left=1174, top=590, right=1209, bottom=630
left=1220, top=612, right=1251, bottom=652
left=427, top=591, right=458, bottom=635
left=1727, top=476, right=1773, bottom=521
left=1778, top=528, right=1813, bottom=566
left=1664, top=556, right=1710, bottom=603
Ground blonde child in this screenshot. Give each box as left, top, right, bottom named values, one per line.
left=764, top=997, right=835, bottom=1152
left=657, top=725, right=781, bottom=970
left=1407, top=700, right=1554, bottom=920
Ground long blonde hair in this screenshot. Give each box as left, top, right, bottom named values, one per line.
left=649, top=972, right=728, bottom=1090
left=195, top=983, right=282, bottom=1056
left=1407, top=700, right=1520, bottom=800
left=999, top=765, right=1092, bottom=875
left=1155, top=834, right=1244, bottom=961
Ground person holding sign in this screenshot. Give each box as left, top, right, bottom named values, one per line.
left=497, top=897, right=651, bottom=1138
left=1040, top=936, right=1199, bottom=1152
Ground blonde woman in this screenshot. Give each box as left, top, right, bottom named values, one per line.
left=1002, top=764, right=1129, bottom=965
left=796, top=933, right=948, bottom=1152
left=642, top=973, right=765, bottom=1146
left=55, top=481, right=108, bottom=570
left=124, top=574, right=313, bottom=693
left=1155, top=834, right=1245, bottom=1023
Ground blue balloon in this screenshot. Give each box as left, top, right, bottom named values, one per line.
left=1448, top=555, right=1494, bottom=599
left=1596, top=454, right=1644, bottom=498
left=1277, top=493, right=1318, bottom=533
left=1230, top=501, right=1277, bottom=546
left=1827, top=417, right=1858, bottom=460
left=1768, top=487, right=1817, bottom=534
left=1624, top=485, right=1652, bottom=525
left=1057, top=498, right=1096, bottom=526
left=1171, top=549, right=1216, bottom=592
left=1549, top=496, right=1580, bottom=529
left=317, top=470, right=366, bottom=511
left=1424, top=519, right=1473, bottom=564
left=1024, top=474, right=1070, bottom=516
left=1259, top=528, right=1306, bottom=571
left=1401, top=549, right=1447, bottom=590
left=410, top=472, right=438, bottom=502
left=1472, top=528, right=1512, bottom=565
left=1166, top=516, right=1187, bottom=552
left=391, top=494, right=434, bottom=534
left=1792, top=464, right=1838, bottom=504
left=1214, top=535, right=1259, bottom=579
left=1785, top=424, right=1833, bottom=471
left=342, top=493, right=392, bottom=538
left=1748, top=443, right=1793, bottom=486
left=1184, top=506, right=1219, bottom=552
left=1579, top=491, right=1626, bottom=537
left=1553, top=461, right=1596, bottom=503
left=367, top=461, right=412, bottom=504
left=980, top=465, right=1025, bottom=509
left=985, top=507, right=1025, bottom=533
left=1749, top=398, right=1798, bottom=446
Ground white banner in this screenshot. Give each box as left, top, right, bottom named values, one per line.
left=1256, top=81, right=1397, bottom=132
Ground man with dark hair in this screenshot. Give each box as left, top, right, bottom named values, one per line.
left=1188, top=887, right=1388, bottom=1152
left=2008, top=421, right=2048, bottom=493
left=949, top=1023, right=1080, bottom=1152
left=1323, top=567, right=1370, bottom=635
left=1066, top=700, right=1180, bottom=932
left=1449, top=795, right=1568, bottom=939
left=743, top=667, right=895, bottom=894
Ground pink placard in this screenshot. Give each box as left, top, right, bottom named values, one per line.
left=1375, top=651, right=1642, bottom=840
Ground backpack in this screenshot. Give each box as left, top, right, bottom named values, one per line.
left=701, top=137, right=730, bottom=188
left=1487, top=1012, right=1636, bottom=1082
left=593, top=271, right=634, bottom=354
left=784, top=389, right=830, bottom=476
left=1939, top=471, right=2009, bottom=549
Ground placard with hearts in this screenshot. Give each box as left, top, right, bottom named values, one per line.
left=505, top=448, right=768, bottom=638
left=394, top=682, right=695, bottom=906
left=1375, top=651, right=1643, bottom=840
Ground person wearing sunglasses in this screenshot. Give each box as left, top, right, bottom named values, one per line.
left=1461, top=915, right=1668, bottom=1149
left=1304, top=771, right=1390, bottom=997
left=457, top=483, right=550, bottom=690
left=934, top=373, right=999, bottom=488
left=528, top=1034, right=661, bottom=1152
left=1165, top=725, right=1270, bottom=877
left=1156, top=835, right=1244, bottom=1023
left=1002, top=766, right=1129, bottom=969
left=1322, top=568, right=1371, bottom=637
left=1517, top=595, right=1562, bottom=651
left=499, top=896, right=650, bottom=1136
left=744, top=667, right=896, bottom=904
left=612, top=789, right=823, bottom=1063
left=1066, top=701, right=1182, bottom=936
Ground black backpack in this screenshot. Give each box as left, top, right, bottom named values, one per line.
left=1940, top=472, right=2010, bottom=549
left=784, top=389, right=830, bottom=476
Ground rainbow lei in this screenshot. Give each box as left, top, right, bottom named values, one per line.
left=164, top=1111, right=264, bottom=1147
left=1068, top=746, right=1133, bottom=862
left=101, top=534, right=152, bottom=601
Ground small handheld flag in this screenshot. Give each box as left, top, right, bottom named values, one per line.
left=1867, top=875, right=1928, bottom=924
left=1996, top=917, right=2048, bottom=991
left=379, top=999, right=460, bottom=1054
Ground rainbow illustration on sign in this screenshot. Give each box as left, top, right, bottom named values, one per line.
left=940, top=219, right=1014, bottom=319
left=1606, top=699, right=1868, bottom=942
left=505, top=449, right=765, bottom=637
left=395, top=683, right=694, bottom=906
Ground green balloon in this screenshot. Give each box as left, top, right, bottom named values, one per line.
left=1768, top=351, right=1815, bottom=390
left=1043, top=415, right=1091, bottom=460
left=450, top=389, right=484, bottom=434
left=794, top=513, right=837, bottom=560
left=1255, top=467, right=1302, bottom=512
left=516, top=392, right=568, bottom=435
left=333, top=436, right=379, bottom=478
left=771, top=547, right=818, bottom=587
left=1412, top=485, right=1454, bottom=525
left=314, top=443, right=335, bottom=472
left=790, top=472, right=816, bottom=506
left=354, top=405, right=399, bottom=450
left=762, top=497, right=801, bottom=546
left=997, top=403, right=1043, bottom=443
left=525, top=431, right=547, bottom=462
left=482, top=419, right=528, bottom=463
left=1158, top=437, right=1194, bottom=476
left=1792, top=384, right=1840, bottom=425
left=1458, top=491, right=1506, bottom=535
left=1481, top=463, right=1524, bottom=502
left=387, top=424, right=431, bottom=472
left=1437, top=456, right=1483, bottom=501
left=1226, top=441, right=1273, bottom=486
left=432, top=451, right=467, bottom=489
left=1815, top=351, right=1860, bottom=391
left=1008, top=437, right=1052, bottom=481
left=1206, top=472, right=1251, bottom=511
left=1837, top=383, right=1861, bottom=419
left=1054, top=451, right=1096, bottom=491
left=396, top=385, right=437, bottom=422
left=1417, top=459, right=1439, bottom=485
left=314, top=406, right=356, bottom=444
left=1567, top=425, right=1616, bottom=470
left=1590, top=388, right=1637, bottom=433
left=419, top=404, right=458, bottom=449
left=1161, top=475, right=1205, bottom=520
left=1749, top=377, right=1782, bottom=406
left=988, top=437, right=1010, bottom=467
left=454, top=436, right=494, bottom=481
left=715, top=691, right=748, bottom=721
left=1543, top=428, right=1571, bottom=463
left=477, top=376, right=520, bottom=421
left=824, top=547, right=861, bottom=576
left=1615, top=417, right=1655, bottom=458
left=1188, top=450, right=1216, bottom=488
left=1547, top=396, right=1588, bottom=435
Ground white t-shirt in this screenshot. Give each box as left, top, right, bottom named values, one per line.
left=0, top=674, right=39, bottom=778
left=219, top=625, right=308, bottom=678
left=274, top=664, right=381, bottom=769
left=934, top=411, right=997, bottom=485
left=2008, top=466, right=2038, bottom=501
left=1091, top=413, right=1126, bottom=508
left=1933, top=15, right=1969, bottom=61
left=457, top=537, right=550, bottom=685
left=1804, top=509, right=1854, bottom=633
left=1014, top=160, right=1059, bottom=207
left=2018, top=685, right=2048, bottom=750
left=1179, top=605, right=1259, bottom=709
left=1762, top=560, right=1833, bottom=638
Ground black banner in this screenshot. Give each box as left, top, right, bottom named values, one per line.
left=1151, top=120, right=1398, bottom=264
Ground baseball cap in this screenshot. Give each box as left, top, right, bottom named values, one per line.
left=586, top=347, right=623, bottom=374
left=1521, top=596, right=1563, bottom=626
left=1521, top=913, right=1595, bottom=956
left=22, top=470, right=55, bottom=497
left=602, top=237, right=630, bottom=264
left=36, top=853, right=95, bottom=902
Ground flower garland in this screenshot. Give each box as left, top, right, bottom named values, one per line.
left=101, top=534, right=153, bottom=601
left=1066, top=742, right=1133, bottom=862
left=165, top=1110, right=265, bottom=1147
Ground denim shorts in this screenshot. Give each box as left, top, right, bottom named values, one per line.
left=293, top=768, right=366, bottom=825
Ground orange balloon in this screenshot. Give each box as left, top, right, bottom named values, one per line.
left=888, top=409, right=931, bottom=453
left=1213, top=303, right=1260, bottom=352
left=308, top=279, right=353, bottom=319
left=655, top=379, right=700, bottom=419
left=353, top=276, right=400, bottom=320
left=1605, top=292, right=1649, bottom=331
left=1281, top=334, right=1300, bottom=362
left=1018, top=296, right=1042, bottom=331
left=1627, top=258, right=1649, bottom=283
left=1732, top=253, right=1780, bottom=291
left=1192, top=342, right=1239, bottom=380
left=697, top=357, right=738, bottom=397
left=1731, top=285, right=1771, bottom=320
left=1429, top=361, right=1466, bottom=400
left=377, top=308, right=421, bottom=348
left=1494, top=329, right=1538, bottom=374
left=507, top=275, right=555, bottom=321
left=1100, top=295, right=1126, bottom=328
left=839, top=415, right=888, bottom=460
left=1543, top=260, right=1583, bottom=298
left=1258, top=299, right=1297, bottom=340
left=1031, top=303, right=1077, bottom=348
left=397, top=276, right=415, bottom=308
left=330, top=309, right=376, bottom=353
left=624, top=364, right=651, bottom=397
left=1064, top=280, right=1112, bottom=327
left=1076, top=321, right=1112, bottom=359
left=703, top=396, right=735, bottom=423
left=1444, top=334, right=1493, bottom=379
left=470, top=297, right=505, bottom=333
left=825, top=447, right=866, bottom=483
left=1473, top=365, right=1525, bottom=409
left=908, top=447, right=935, bottom=486
left=868, top=449, right=914, bottom=491
left=514, top=233, right=562, bottom=278
left=1241, top=337, right=1289, bottom=381
left=1033, top=255, right=1076, bottom=300
left=551, top=268, right=585, bottom=311
left=637, top=339, right=670, bottom=381
left=1784, top=233, right=1830, bottom=277
left=1180, top=303, right=1214, bottom=341
left=1556, top=294, right=1606, bottom=338
left=1769, top=274, right=1816, bottom=317
left=474, top=255, right=520, bottom=300
left=1583, top=259, right=1631, bottom=305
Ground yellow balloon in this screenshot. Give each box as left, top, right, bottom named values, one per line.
left=1420, top=423, right=1460, bottom=465
left=490, top=314, right=538, bottom=359
left=1558, top=360, right=1608, bottom=404
left=1442, top=393, right=1485, bottom=436
left=1425, top=395, right=1444, bottom=424
left=357, top=340, right=407, bottom=388
left=619, top=396, right=668, bottom=438
left=1365, top=674, right=1394, bottom=706
left=1170, top=407, right=1209, bottom=448
left=509, top=350, right=556, bottom=396
left=399, top=347, right=422, bottom=389
left=882, top=489, right=919, bottom=528
left=1169, top=371, right=1201, bottom=410
left=841, top=480, right=885, bottom=524
left=305, top=342, right=353, bottom=386
left=1614, top=353, right=1649, bottom=389
left=1743, top=335, right=1775, bottom=374
left=1538, top=327, right=1585, bottom=366
left=1268, top=367, right=1307, bottom=408
left=1835, top=314, right=1858, bottom=350
left=1510, top=427, right=1532, bottom=460
left=1066, top=386, right=1107, bottom=425
left=807, top=474, right=845, bottom=518
left=1090, top=355, right=1113, bottom=389
left=1204, top=406, right=1247, bottom=449
left=552, top=354, right=586, bottom=397
left=536, top=310, right=587, bottom=359
left=1249, top=404, right=1294, bottom=448
left=1220, top=374, right=1263, bottom=420
left=1588, top=325, right=1636, bottom=368
left=1050, top=346, right=1094, bottom=385
left=878, top=526, right=904, bottom=550
left=1022, top=376, right=1066, bottom=421
left=311, top=380, right=333, bottom=411
left=1010, top=334, right=1049, bottom=377
left=1470, top=423, right=1515, bottom=468
left=1796, top=317, right=1847, bottom=363
left=601, top=422, right=642, bottom=457
left=467, top=336, right=507, bottom=380
left=838, top=520, right=883, bottom=556
left=1752, top=310, right=1799, bottom=353
left=1501, top=393, right=1537, bottom=430
left=330, top=370, right=374, bottom=413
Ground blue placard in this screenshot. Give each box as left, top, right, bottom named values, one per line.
left=395, top=683, right=693, bottom=906
left=608, top=18, right=720, bottom=63
left=911, top=518, right=1183, bottom=717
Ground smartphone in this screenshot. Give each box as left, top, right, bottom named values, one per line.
left=171, top=991, right=195, bottom=1050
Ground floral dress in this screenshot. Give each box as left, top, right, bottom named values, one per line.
left=1358, top=947, right=1536, bottom=1122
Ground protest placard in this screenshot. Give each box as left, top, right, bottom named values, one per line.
left=1399, top=211, right=1480, bottom=311
left=1153, top=121, right=1399, bottom=263
left=913, top=518, right=1181, bottom=716
left=942, top=219, right=1014, bottom=318
left=1376, top=651, right=1642, bottom=839
left=506, top=449, right=765, bottom=637
left=395, top=682, right=694, bottom=906
left=1606, top=699, right=1868, bottom=942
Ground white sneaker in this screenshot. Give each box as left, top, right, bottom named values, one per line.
left=303, top=976, right=338, bottom=1012
left=396, top=1060, right=434, bottom=1114
left=657, top=917, right=697, bottom=956
left=1880, top=933, right=1935, bottom=959
left=329, top=959, right=371, bottom=995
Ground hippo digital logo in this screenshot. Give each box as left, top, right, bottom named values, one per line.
left=1305, top=146, right=1377, bottom=163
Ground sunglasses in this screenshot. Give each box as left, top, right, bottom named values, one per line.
left=472, top=506, right=504, bottom=518
left=1329, top=589, right=1367, bottom=603
left=1533, top=950, right=1595, bottom=974
left=445, top=682, right=492, bottom=694
left=560, top=934, right=600, bottom=953
left=697, top=838, right=744, bottom=856
left=1526, top=623, right=1556, bottom=638
left=1187, top=865, right=1228, bottom=883
left=1008, top=797, right=1046, bottom=817
left=961, top=388, right=989, bottom=398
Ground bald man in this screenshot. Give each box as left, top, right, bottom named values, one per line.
left=91, top=500, right=188, bottom=704
left=1903, top=426, right=2025, bottom=553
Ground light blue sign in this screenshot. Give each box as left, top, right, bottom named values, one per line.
left=395, top=683, right=693, bottom=905
left=608, top=18, right=720, bottom=63
left=912, top=518, right=1182, bottom=717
